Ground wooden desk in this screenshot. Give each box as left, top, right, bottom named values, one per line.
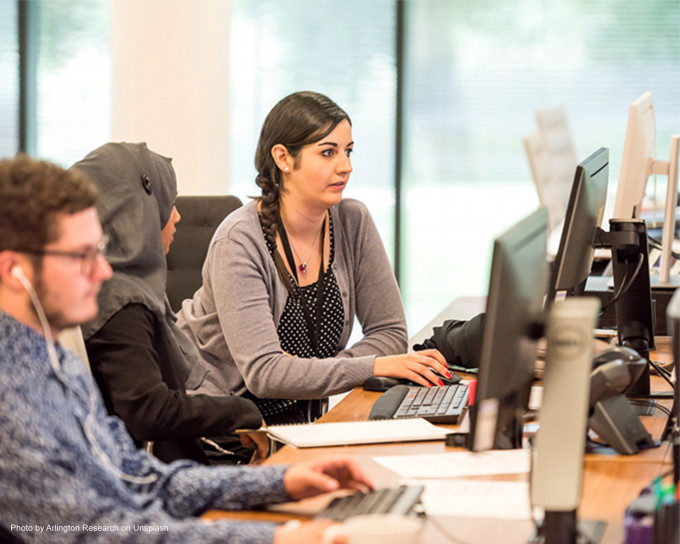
left=410, top=297, right=674, bottom=465
left=205, top=303, right=675, bottom=543
left=205, top=374, right=673, bottom=543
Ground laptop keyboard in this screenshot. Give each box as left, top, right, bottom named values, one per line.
left=316, top=484, right=425, bottom=521
left=369, top=383, right=469, bottom=424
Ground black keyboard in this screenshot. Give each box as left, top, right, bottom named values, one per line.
left=316, top=484, right=425, bottom=521
left=369, top=383, right=469, bottom=424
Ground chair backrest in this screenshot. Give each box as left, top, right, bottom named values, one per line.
left=166, top=195, right=243, bottom=312
left=57, top=326, right=91, bottom=371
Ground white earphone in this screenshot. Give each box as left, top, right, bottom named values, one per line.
left=11, top=265, right=24, bottom=279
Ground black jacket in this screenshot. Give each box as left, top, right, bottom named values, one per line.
left=86, top=303, right=262, bottom=464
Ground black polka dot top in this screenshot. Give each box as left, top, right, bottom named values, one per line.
left=254, top=212, right=344, bottom=422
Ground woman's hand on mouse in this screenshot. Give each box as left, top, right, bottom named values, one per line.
left=373, top=349, right=451, bottom=387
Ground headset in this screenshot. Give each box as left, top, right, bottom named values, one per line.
left=11, top=265, right=157, bottom=486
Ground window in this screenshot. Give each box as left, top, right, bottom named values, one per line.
left=10, top=0, right=680, bottom=334
left=228, top=0, right=398, bottom=260
left=34, top=0, right=110, bottom=166
left=401, top=0, right=680, bottom=330
left=8, top=0, right=110, bottom=166
left=0, top=0, right=18, bottom=157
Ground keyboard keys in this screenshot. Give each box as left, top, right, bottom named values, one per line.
left=316, top=485, right=425, bottom=521
left=369, top=383, right=469, bottom=424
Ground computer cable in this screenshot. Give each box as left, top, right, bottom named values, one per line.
left=629, top=400, right=673, bottom=419
left=650, top=359, right=674, bottom=380
left=648, top=360, right=675, bottom=388
left=647, top=234, right=680, bottom=261
left=630, top=399, right=675, bottom=444
left=660, top=389, right=679, bottom=443
left=598, top=253, right=645, bottom=316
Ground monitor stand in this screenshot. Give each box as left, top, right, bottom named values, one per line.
left=530, top=299, right=606, bottom=543
left=625, top=351, right=674, bottom=417
left=596, top=220, right=674, bottom=404
left=625, top=344, right=674, bottom=405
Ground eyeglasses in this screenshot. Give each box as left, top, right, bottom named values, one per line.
left=21, top=236, right=109, bottom=277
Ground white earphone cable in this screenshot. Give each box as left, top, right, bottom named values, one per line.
left=14, top=266, right=157, bottom=486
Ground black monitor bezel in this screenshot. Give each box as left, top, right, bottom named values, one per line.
left=469, top=207, right=549, bottom=451
left=548, top=147, right=610, bottom=302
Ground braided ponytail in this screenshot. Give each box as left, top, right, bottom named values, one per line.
left=256, top=170, right=296, bottom=294
left=253, top=91, right=351, bottom=295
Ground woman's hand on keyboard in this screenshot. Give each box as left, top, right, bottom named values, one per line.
left=373, top=348, right=451, bottom=387
left=283, top=456, right=374, bottom=501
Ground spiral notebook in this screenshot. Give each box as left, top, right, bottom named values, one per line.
left=265, top=418, right=449, bottom=448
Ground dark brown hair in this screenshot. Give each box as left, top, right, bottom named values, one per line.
left=254, top=91, right=351, bottom=293
left=0, top=154, right=99, bottom=254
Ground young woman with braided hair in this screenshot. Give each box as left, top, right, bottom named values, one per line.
left=177, top=91, right=450, bottom=424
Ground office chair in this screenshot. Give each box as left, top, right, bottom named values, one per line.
left=165, top=195, right=328, bottom=422
left=166, top=195, right=243, bottom=312
left=0, top=523, right=25, bottom=543
left=58, top=326, right=91, bottom=371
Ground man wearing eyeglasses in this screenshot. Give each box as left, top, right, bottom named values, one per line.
left=0, top=154, right=371, bottom=544
left=0, top=157, right=111, bottom=337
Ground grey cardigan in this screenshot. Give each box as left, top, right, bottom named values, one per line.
left=176, top=198, right=408, bottom=399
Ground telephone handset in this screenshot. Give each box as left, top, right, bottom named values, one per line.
left=588, top=347, right=658, bottom=454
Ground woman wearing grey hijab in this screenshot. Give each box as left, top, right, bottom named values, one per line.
left=74, top=142, right=265, bottom=465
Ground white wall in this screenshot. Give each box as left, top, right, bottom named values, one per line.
left=111, top=0, right=230, bottom=195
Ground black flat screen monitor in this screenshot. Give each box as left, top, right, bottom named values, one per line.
left=548, top=147, right=609, bottom=303
left=469, top=207, right=549, bottom=451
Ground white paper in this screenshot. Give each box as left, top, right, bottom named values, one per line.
left=410, top=478, right=536, bottom=520
left=372, top=449, right=530, bottom=479
left=266, top=418, right=449, bottom=448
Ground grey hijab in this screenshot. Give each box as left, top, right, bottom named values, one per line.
left=74, top=142, right=204, bottom=387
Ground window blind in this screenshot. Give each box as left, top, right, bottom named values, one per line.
left=0, top=0, right=18, bottom=157
left=401, top=0, right=680, bottom=328
left=228, top=0, right=398, bottom=260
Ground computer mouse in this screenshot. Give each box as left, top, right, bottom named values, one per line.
left=436, top=370, right=463, bottom=386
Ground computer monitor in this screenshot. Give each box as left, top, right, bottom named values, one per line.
left=548, top=148, right=609, bottom=302
left=524, top=107, right=578, bottom=235
left=547, top=147, right=657, bottom=392
left=469, top=207, right=549, bottom=451
left=613, top=92, right=657, bottom=222
left=613, top=91, right=680, bottom=285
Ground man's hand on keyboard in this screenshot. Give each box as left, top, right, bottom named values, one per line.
left=283, top=456, right=374, bottom=501
left=373, top=348, right=451, bottom=387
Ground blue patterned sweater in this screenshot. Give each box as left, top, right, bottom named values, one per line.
left=0, top=311, right=287, bottom=543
